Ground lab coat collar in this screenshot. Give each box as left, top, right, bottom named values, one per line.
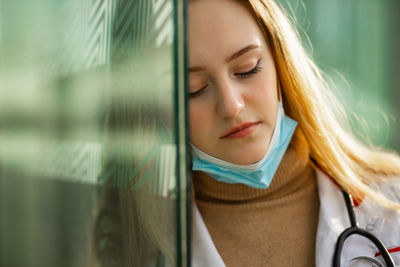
left=314, top=170, right=350, bottom=266
left=191, top=197, right=226, bottom=267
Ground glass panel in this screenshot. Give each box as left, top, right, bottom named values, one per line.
left=0, top=0, right=189, bottom=266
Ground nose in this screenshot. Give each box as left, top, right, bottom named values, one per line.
left=215, top=79, right=244, bottom=118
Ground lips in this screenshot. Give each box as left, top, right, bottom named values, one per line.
left=220, top=121, right=260, bottom=139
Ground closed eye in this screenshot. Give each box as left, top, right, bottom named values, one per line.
left=235, top=59, right=262, bottom=78
left=189, top=84, right=208, bottom=98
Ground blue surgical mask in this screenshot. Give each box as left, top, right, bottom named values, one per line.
left=191, top=101, right=297, bottom=189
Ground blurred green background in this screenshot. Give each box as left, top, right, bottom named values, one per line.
left=279, top=0, right=400, bottom=151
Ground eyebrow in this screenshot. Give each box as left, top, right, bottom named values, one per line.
left=189, top=44, right=260, bottom=73
left=226, top=44, right=259, bottom=63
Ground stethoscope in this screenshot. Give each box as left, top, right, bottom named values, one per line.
left=333, top=190, right=395, bottom=267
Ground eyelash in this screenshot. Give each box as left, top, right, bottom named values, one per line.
left=235, top=59, right=262, bottom=78
left=189, top=85, right=207, bottom=98
left=189, top=59, right=262, bottom=98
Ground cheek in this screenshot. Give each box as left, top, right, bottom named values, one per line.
left=189, top=102, right=211, bottom=143
left=252, top=75, right=277, bottom=102
left=251, top=74, right=278, bottom=119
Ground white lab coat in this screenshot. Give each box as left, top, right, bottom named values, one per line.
left=191, top=170, right=400, bottom=267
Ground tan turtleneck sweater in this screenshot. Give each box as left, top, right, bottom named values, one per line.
left=193, top=130, right=320, bottom=267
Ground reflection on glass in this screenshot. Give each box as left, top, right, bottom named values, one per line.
left=0, top=0, right=184, bottom=266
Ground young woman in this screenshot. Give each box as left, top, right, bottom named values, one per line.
left=188, top=0, right=400, bottom=266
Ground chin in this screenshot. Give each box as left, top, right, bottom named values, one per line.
left=238, top=145, right=268, bottom=164
left=226, top=151, right=266, bottom=165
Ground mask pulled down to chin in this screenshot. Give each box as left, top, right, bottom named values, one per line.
left=191, top=101, right=297, bottom=189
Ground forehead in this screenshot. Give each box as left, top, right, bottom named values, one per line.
left=188, top=0, right=267, bottom=64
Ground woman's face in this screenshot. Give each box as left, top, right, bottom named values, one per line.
left=188, top=0, right=279, bottom=165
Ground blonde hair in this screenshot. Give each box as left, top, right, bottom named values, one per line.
left=247, top=0, right=400, bottom=208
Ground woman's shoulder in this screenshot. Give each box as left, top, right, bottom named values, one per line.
left=376, top=175, right=400, bottom=203
left=315, top=170, right=400, bottom=266
left=347, top=174, right=400, bottom=224
left=315, top=169, right=400, bottom=205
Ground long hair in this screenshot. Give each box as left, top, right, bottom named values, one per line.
left=247, top=0, right=400, bottom=208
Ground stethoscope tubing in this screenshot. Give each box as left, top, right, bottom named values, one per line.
left=332, top=191, right=395, bottom=267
